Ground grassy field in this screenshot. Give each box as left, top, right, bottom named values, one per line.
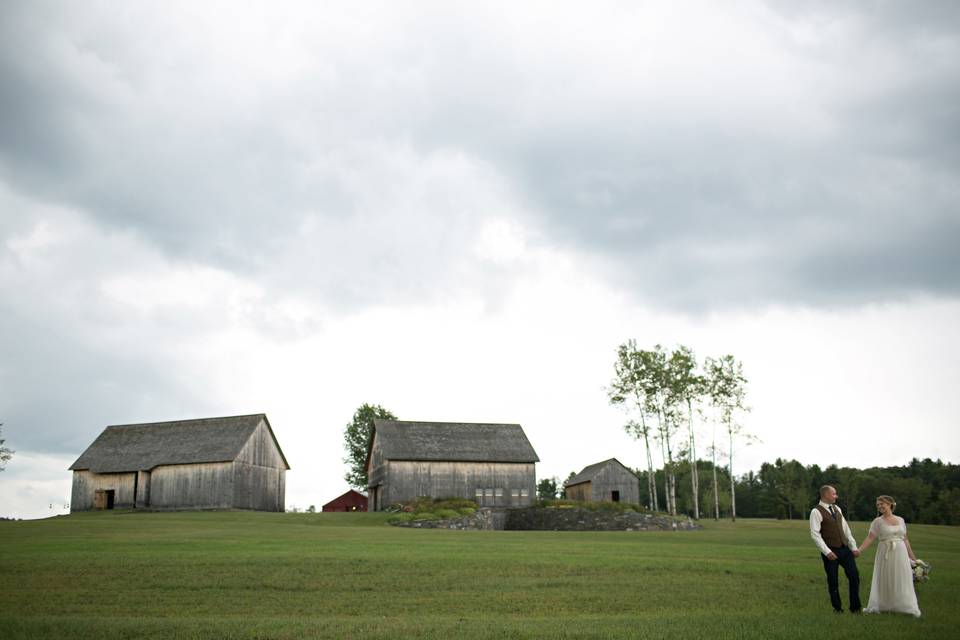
left=1, top=511, right=956, bottom=639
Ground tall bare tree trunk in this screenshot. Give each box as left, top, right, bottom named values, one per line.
left=687, top=400, right=699, bottom=520
left=658, top=418, right=673, bottom=515
left=643, top=430, right=658, bottom=511
left=711, top=427, right=720, bottom=520
left=665, top=430, right=677, bottom=516
left=729, top=428, right=737, bottom=522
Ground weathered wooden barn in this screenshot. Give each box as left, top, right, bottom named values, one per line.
left=365, top=420, right=539, bottom=511
left=564, top=458, right=640, bottom=504
left=322, top=489, right=368, bottom=512
left=69, top=414, right=289, bottom=512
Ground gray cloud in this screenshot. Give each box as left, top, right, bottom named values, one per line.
left=4, top=2, right=956, bottom=314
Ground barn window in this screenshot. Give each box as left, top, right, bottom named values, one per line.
left=511, top=489, right=520, bottom=497
left=520, top=489, right=529, bottom=498
left=495, top=488, right=503, bottom=497
left=484, top=488, right=493, bottom=497
left=475, top=488, right=484, bottom=498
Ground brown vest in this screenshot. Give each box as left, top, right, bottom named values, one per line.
left=817, top=505, right=846, bottom=548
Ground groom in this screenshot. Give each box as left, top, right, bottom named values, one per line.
left=809, top=485, right=862, bottom=613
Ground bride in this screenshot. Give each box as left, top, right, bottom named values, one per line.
left=857, top=495, right=921, bottom=617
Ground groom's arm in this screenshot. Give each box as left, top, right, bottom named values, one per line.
left=840, top=514, right=858, bottom=555
left=809, top=509, right=834, bottom=558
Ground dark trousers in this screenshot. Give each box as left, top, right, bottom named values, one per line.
left=821, top=545, right=861, bottom=612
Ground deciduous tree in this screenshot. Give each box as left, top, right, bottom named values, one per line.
left=608, top=341, right=659, bottom=511
left=537, top=477, right=559, bottom=500
left=705, top=356, right=751, bottom=521
left=667, top=346, right=703, bottom=520
left=343, top=404, right=397, bottom=488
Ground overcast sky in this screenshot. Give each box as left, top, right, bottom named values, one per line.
left=2, top=1, right=958, bottom=519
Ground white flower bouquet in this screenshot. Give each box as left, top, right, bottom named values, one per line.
left=912, top=559, right=931, bottom=583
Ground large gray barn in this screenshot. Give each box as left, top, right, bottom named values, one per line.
left=69, top=414, right=289, bottom=512
left=564, top=458, right=640, bottom=504
left=365, top=420, right=539, bottom=511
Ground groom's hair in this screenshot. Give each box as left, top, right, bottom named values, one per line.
left=819, top=485, right=835, bottom=498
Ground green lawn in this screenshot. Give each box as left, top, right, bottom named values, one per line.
left=1, top=511, right=955, bottom=639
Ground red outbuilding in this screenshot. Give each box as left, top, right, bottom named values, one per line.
left=322, top=489, right=368, bottom=512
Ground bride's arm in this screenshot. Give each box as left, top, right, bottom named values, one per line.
left=858, top=530, right=876, bottom=553
left=902, top=518, right=918, bottom=562
left=858, top=518, right=880, bottom=553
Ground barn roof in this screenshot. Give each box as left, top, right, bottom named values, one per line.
left=565, top=458, right=636, bottom=486
left=370, top=420, right=539, bottom=463
left=69, top=414, right=289, bottom=473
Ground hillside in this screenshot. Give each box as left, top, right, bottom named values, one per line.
left=1, top=511, right=956, bottom=639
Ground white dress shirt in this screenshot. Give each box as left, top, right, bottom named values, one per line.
left=809, top=501, right=857, bottom=556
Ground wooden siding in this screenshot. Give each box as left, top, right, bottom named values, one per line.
left=589, top=463, right=640, bottom=504
left=564, top=482, right=591, bottom=502
left=378, top=461, right=536, bottom=509
left=71, top=470, right=136, bottom=511
left=148, top=462, right=235, bottom=510
left=233, top=461, right=285, bottom=512
left=366, top=434, right=384, bottom=484
left=135, top=470, right=151, bottom=508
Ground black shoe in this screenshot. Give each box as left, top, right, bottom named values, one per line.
left=850, top=609, right=862, bottom=615
left=833, top=609, right=844, bottom=614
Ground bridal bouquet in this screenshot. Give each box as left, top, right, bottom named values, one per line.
left=912, top=559, right=931, bottom=583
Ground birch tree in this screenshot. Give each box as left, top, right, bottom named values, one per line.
left=646, top=345, right=679, bottom=516
left=705, top=355, right=751, bottom=521
left=608, top=340, right=659, bottom=511
left=667, top=346, right=702, bottom=520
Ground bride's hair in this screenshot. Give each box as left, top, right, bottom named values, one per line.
left=876, top=495, right=896, bottom=510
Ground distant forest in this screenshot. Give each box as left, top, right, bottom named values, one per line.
left=634, top=458, right=960, bottom=525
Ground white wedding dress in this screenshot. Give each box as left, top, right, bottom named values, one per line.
left=865, top=516, right=921, bottom=617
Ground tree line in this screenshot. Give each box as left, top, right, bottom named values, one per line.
left=633, top=457, right=960, bottom=525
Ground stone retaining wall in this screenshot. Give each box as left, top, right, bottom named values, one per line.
left=390, top=507, right=698, bottom=531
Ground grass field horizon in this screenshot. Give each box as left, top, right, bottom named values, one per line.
left=2, top=511, right=956, bottom=639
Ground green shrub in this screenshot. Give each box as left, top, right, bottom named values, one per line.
left=458, top=507, right=476, bottom=516
left=385, top=513, right=415, bottom=524
left=413, top=512, right=438, bottom=521
left=434, top=509, right=461, bottom=520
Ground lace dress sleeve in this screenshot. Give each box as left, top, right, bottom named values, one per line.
left=869, top=517, right=881, bottom=537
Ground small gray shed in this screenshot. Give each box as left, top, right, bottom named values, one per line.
left=69, top=414, right=289, bottom=512
left=365, top=420, right=539, bottom=511
left=564, top=458, right=639, bottom=504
